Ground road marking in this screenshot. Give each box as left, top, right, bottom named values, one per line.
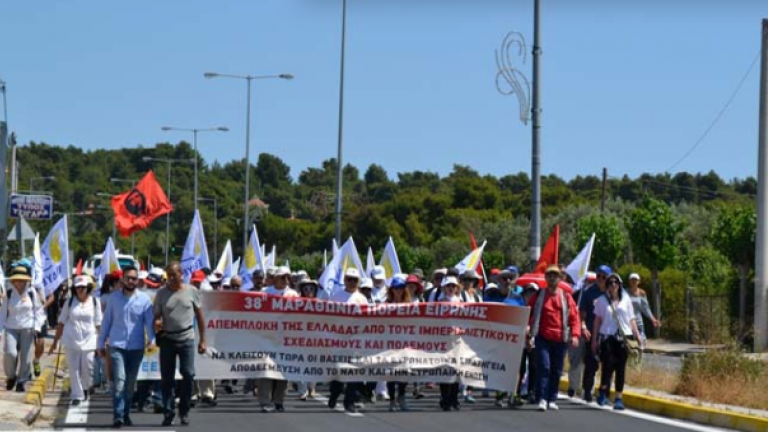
left=560, top=395, right=735, bottom=432
left=64, top=399, right=89, bottom=425
left=312, top=394, right=365, bottom=417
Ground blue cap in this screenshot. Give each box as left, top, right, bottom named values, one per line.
left=504, top=266, right=519, bottom=274
left=597, top=265, right=612, bottom=275
left=390, top=276, right=407, bottom=289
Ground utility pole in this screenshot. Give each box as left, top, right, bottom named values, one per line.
left=334, top=0, right=348, bottom=245
left=529, top=0, right=543, bottom=269
left=601, top=167, right=608, bottom=213
left=754, top=18, right=768, bottom=352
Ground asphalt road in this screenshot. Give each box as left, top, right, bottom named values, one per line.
left=53, top=382, right=730, bottom=432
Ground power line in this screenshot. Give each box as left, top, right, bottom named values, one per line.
left=667, top=51, right=761, bottom=172
left=608, top=174, right=754, bottom=200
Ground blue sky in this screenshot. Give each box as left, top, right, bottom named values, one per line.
left=1, top=0, right=766, bottom=182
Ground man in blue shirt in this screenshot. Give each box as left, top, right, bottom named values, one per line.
left=577, top=264, right=610, bottom=403
left=98, top=266, right=155, bottom=428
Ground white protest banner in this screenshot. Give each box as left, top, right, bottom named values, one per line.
left=166, top=292, right=530, bottom=389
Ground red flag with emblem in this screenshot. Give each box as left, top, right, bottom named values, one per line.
left=111, top=171, right=172, bottom=237
left=534, top=225, right=559, bottom=274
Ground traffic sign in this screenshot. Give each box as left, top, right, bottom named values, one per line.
left=9, top=193, right=53, bottom=219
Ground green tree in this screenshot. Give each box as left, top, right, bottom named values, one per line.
left=627, top=197, right=683, bottom=336
left=710, top=205, right=756, bottom=338
left=576, top=213, right=626, bottom=268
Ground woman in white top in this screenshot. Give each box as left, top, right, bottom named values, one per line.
left=435, top=276, right=461, bottom=411
left=591, top=273, right=640, bottom=411
left=50, top=275, right=102, bottom=405
left=0, top=265, right=46, bottom=392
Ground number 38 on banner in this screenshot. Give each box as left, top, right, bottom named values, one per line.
left=244, top=296, right=264, bottom=311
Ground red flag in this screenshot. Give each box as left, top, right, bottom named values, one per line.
left=111, top=171, right=172, bottom=237
left=469, top=232, right=486, bottom=289
left=534, top=225, right=559, bottom=274
left=75, top=259, right=83, bottom=276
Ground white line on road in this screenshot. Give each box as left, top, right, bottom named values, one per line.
left=560, top=394, right=735, bottom=432
left=64, top=399, right=89, bottom=425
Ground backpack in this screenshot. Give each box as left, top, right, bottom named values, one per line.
left=68, top=295, right=98, bottom=309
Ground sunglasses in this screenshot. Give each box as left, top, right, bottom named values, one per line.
left=502, top=276, right=515, bottom=280
left=124, top=276, right=138, bottom=282
left=608, top=280, right=620, bottom=286
left=344, top=277, right=358, bottom=282
left=75, top=285, right=87, bottom=289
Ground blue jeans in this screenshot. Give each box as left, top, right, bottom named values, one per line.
left=109, top=347, right=145, bottom=421
left=159, top=338, right=196, bottom=418
left=534, top=336, right=567, bottom=404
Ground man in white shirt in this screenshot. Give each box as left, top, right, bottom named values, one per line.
left=370, top=266, right=388, bottom=303
left=258, top=267, right=297, bottom=413
left=328, top=268, right=367, bottom=412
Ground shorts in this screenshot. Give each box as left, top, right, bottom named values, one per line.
left=36, top=323, right=48, bottom=339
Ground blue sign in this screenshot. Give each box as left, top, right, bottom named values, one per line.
left=9, top=194, right=53, bottom=219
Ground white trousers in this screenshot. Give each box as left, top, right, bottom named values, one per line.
left=65, top=347, right=95, bottom=401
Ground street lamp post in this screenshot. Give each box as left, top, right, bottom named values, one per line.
left=143, top=156, right=193, bottom=265
left=161, top=126, right=228, bottom=211
left=96, top=193, right=117, bottom=240
left=30, top=176, right=55, bottom=193
left=204, top=71, right=293, bottom=255
left=197, top=197, right=218, bottom=259
left=110, top=178, right=138, bottom=256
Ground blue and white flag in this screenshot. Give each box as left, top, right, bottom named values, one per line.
left=239, top=225, right=267, bottom=291
left=41, top=216, right=69, bottom=297
left=181, top=210, right=210, bottom=283
left=319, top=237, right=365, bottom=298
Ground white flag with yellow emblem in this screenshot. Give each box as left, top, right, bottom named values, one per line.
left=181, top=210, right=210, bottom=283
left=41, top=216, right=70, bottom=296
left=454, top=240, right=487, bottom=275
left=95, top=237, right=120, bottom=293
left=379, top=237, right=402, bottom=285
left=319, top=237, right=365, bottom=298
left=238, top=225, right=266, bottom=291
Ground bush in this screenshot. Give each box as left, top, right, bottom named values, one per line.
left=675, top=345, right=767, bottom=410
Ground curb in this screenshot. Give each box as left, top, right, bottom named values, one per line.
left=559, top=379, right=768, bottom=432
left=23, top=352, right=66, bottom=425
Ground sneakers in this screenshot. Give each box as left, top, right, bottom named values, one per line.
left=113, top=418, right=124, bottom=429
left=260, top=404, right=275, bottom=413
left=298, top=392, right=308, bottom=401
left=614, top=398, right=625, bottom=410
left=583, top=390, right=593, bottom=403
left=389, top=400, right=397, bottom=412
left=413, top=389, right=425, bottom=400
left=344, top=403, right=358, bottom=414
left=71, top=399, right=81, bottom=407
left=33, top=362, right=41, bottom=377
left=161, top=416, right=174, bottom=427
left=464, top=395, right=476, bottom=404
left=494, top=400, right=506, bottom=408
left=180, top=416, right=190, bottom=426
left=548, top=402, right=559, bottom=411
left=596, top=390, right=608, bottom=407
left=123, top=416, right=133, bottom=427
left=567, top=388, right=576, bottom=398
left=275, top=404, right=285, bottom=413
left=6, top=379, right=16, bottom=391
left=538, top=400, right=548, bottom=411
left=328, top=395, right=338, bottom=409
left=15, top=383, right=24, bottom=393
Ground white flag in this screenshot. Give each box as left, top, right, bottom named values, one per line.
left=379, top=237, right=402, bottom=285
left=366, top=247, right=375, bottom=278
left=455, top=241, right=487, bottom=275
left=181, top=210, right=210, bottom=283
left=266, top=245, right=276, bottom=268
left=319, top=237, right=365, bottom=298
left=566, top=233, right=596, bottom=293
left=95, top=237, right=120, bottom=294
left=239, top=225, right=267, bottom=291
left=332, top=239, right=339, bottom=257
left=32, top=233, right=43, bottom=290
left=41, top=216, right=70, bottom=297
left=214, top=240, right=234, bottom=279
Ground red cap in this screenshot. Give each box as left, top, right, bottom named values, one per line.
left=490, top=268, right=500, bottom=276
left=191, top=270, right=206, bottom=283
left=406, top=274, right=424, bottom=292
left=110, top=269, right=123, bottom=280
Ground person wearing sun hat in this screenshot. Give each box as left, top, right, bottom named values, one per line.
left=49, top=275, right=102, bottom=405
left=527, top=265, right=581, bottom=412
left=0, top=265, right=46, bottom=392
